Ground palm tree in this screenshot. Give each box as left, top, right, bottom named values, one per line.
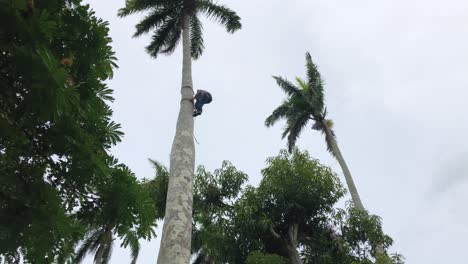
left=265, top=52, right=364, bottom=211
left=74, top=226, right=141, bottom=264
left=118, top=1, right=241, bottom=263
left=74, top=226, right=113, bottom=264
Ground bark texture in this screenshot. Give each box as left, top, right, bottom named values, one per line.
left=286, top=224, right=302, bottom=264
left=94, top=228, right=112, bottom=264
left=157, top=14, right=195, bottom=264
left=321, top=120, right=364, bottom=211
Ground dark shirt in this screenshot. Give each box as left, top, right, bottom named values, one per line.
left=195, top=90, right=212, bottom=103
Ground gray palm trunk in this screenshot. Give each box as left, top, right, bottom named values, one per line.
left=321, top=121, right=387, bottom=255
left=94, top=228, right=112, bottom=264
left=320, top=120, right=365, bottom=211
left=157, top=14, right=196, bottom=264
left=94, top=244, right=105, bottom=264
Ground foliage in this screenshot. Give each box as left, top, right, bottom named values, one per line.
left=118, top=0, right=242, bottom=59
left=145, top=160, right=249, bottom=264
left=191, top=161, right=248, bottom=263
left=149, top=150, right=403, bottom=264
left=230, top=149, right=347, bottom=263
left=245, top=251, right=285, bottom=264
left=0, top=1, right=156, bottom=262
left=74, top=163, right=157, bottom=264
left=265, top=52, right=336, bottom=154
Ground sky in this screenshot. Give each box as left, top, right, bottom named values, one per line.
left=83, top=0, right=468, bottom=263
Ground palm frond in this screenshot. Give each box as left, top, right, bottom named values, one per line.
left=129, top=237, right=140, bottom=264
left=118, top=0, right=157, bottom=17
left=272, top=76, right=301, bottom=97
left=74, top=229, right=105, bottom=263
left=101, top=239, right=114, bottom=264
left=118, top=0, right=180, bottom=17
left=149, top=159, right=169, bottom=178
left=192, top=249, right=208, bottom=264
left=190, top=13, right=205, bottom=59
left=284, top=112, right=311, bottom=153
left=146, top=16, right=181, bottom=58
left=312, top=119, right=336, bottom=156
left=305, top=52, right=325, bottom=111
left=198, top=0, right=241, bottom=33
left=295, top=77, right=309, bottom=91
left=133, top=7, right=178, bottom=38
left=265, top=100, right=292, bottom=127
left=160, top=23, right=182, bottom=54
left=305, top=52, right=321, bottom=87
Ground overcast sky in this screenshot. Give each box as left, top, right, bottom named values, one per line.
left=83, top=0, right=468, bottom=263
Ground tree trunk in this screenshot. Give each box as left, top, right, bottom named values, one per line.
left=157, top=14, right=195, bottom=264
left=94, top=245, right=105, bottom=264
left=321, top=120, right=364, bottom=211
left=94, top=228, right=112, bottom=264
left=321, top=121, right=386, bottom=255
left=286, top=224, right=302, bottom=264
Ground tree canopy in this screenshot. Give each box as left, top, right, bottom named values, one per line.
left=148, top=150, right=403, bottom=264
left=118, top=0, right=242, bottom=59
left=0, top=1, right=156, bottom=262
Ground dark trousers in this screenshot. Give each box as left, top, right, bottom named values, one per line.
left=194, top=96, right=211, bottom=112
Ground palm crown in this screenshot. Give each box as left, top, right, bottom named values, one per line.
left=265, top=52, right=336, bottom=154
left=118, top=0, right=241, bottom=59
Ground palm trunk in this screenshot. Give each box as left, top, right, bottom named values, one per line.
left=157, top=14, right=195, bottom=264
left=94, top=228, right=112, bottom=264
left=94, top=245, right=105, bottom=264
left=321, top=120, right=364, bottom=211
left=322, top=121, right=386, bottom=255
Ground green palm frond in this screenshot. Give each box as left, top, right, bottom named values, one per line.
left=160, top=23, right=182, bottom=54
left=295, top=77, right=309, bottom=91
left=149, top=159, right=169, bottom=178
left=305, top=52, right=325, bottom=113
left=265, top=100, right=292, bottom=127
left=190, top=13, right=205, bottom=59
left=312, top=119, right=336, bottom=156
left=272, top=76, right=301, bottom=97
left=133, top=7, right=178, bottom=38
left=283, top=112, right=310, bottom=153
left=101, top=239, right=114, bottom=264
left=146, top=16, right=181, bottom=58
left=268, top=52, right=333, bottom=153
left=74, top=229, right=105, bottom=263
left=305, top=52, right=321, bottom=88
left=129, top=237, right=140, bottom=264
left=198, top=0, right=241, bottom=33
left=118, top=0, right=157, bottom=17
left=118, top=0, right=180, bottom=17
left=121, top=0, right=241, bottom=59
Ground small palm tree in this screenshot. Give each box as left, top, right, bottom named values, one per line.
left=119, top=2, right=241, bottom=262
left=74, top=226, right=112, bottom=264
left=265, top=52, right=364, bottom=211
left=74, top=226, right=141, bottom=264
left=74, top=226, right=143, bottom=264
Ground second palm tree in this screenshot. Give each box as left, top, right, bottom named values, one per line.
left=265, top=52, right=364, bottom=210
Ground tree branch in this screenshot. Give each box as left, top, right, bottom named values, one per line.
left=269, top=225, right=281, bottom=239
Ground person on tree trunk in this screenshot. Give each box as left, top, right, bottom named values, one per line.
left=191, top=89, right=212, bottom=117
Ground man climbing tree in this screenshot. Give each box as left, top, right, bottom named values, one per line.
left=192, top=89, right=212, bottom=117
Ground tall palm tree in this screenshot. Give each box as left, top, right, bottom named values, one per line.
left=118, top=1, right=241, bottom=263
left=74, top=226, right=141, bottom=264
left=265, top=52, right=364, bottom=211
